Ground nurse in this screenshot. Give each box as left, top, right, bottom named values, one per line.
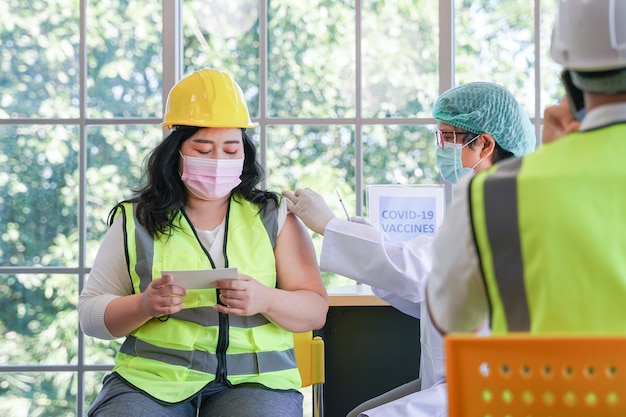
left=282, top=82, right=536, bottom=417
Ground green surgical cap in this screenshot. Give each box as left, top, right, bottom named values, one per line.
left=432, top=82, right=535, bottom=157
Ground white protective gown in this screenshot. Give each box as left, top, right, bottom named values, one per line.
left=320, top=217, right=447, bottom=416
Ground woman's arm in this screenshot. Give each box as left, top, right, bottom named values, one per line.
left=102, top=275, right=187, bottom=338
left=78, top=218, right=187, bottom=339
left=78, top=219, right=133, bottom=339
left=269, top=212, right=329, bottom=330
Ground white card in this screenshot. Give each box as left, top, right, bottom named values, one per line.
left=161, top=268, right=239, bottom=290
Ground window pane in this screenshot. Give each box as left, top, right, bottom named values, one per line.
left=268, top=0, right=355, bottom=118
left=0, top=125, right=78, bottom=267
left=362, top=125, right=439, bottom=217
left=455, top=0, right=535, bottom=116
left=540, top=0, right=563, bottom=111
left=0, top=372, right=78, bottom=417
left=84, top=371, right=111, bottom=413
left=86, top=125, right=162, bottom=265
left=85, top=338, right=122, bottom=367
left=362, top=0, right=439, bottom=118
left=0, top=1, right=80, bottom=119
left=183, top=0, right=260, bottom=118
left=86, top=1, right=163, bottom=118
left=266, top=125, right=355, bottom=192
left=0, top=274, right=78, bottom=365
left=266, top=124, right=356, bottom=289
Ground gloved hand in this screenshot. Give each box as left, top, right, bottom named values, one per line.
left=349, top=216, right=371, bottom=226
left=281, top=188, right=337, bottom=235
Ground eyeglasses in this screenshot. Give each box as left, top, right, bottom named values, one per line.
left=434, top=130, right=478, bottom=149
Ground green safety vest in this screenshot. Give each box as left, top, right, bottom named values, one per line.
left=111, top=196, right=300, bottom=403
left=470, top=123, right=626, bottom=334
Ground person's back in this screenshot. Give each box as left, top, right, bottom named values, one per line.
left=427, top=0, right=626, bottom=336
left=470, top=123, right=626, bottom=334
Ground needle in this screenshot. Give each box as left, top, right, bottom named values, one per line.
left=336, top=190, right=350, bottom=220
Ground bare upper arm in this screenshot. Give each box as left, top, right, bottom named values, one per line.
left=274, top=213, right=327, bottom=300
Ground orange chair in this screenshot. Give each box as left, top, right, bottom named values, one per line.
left=445, top=334, right=626, bottom=416
left=294, top=331, right=325, bottom=417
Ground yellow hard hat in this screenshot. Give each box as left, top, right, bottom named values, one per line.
left=162, top=68, right=258, bottom=129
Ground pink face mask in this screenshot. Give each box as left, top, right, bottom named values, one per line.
left=179, top=153, right=244, bottom=200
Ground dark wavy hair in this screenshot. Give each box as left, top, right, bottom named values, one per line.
left=108, top=127, right=278, bottom=237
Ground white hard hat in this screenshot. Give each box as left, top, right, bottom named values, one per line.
left=550, top=0, right=626, bottom=71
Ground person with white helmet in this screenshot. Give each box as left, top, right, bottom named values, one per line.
left=427, top=0, right=626, bottom=338
left=282, top=82, right=535, bottom=417
left=78, top=68, right=328, bottom=417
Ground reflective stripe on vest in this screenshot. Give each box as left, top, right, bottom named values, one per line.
left=119, top=335, right=296, bottom=375
left=112, top=197, right=300, bottom=402
left=470, top=158, right=530, bottom=333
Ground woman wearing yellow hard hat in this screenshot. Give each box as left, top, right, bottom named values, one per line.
left=79, top=68, right=328, bottom=416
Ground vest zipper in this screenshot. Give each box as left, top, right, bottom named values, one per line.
left=180, top=201, right=233, bottom=384
left=215, top=308, right=230, bottom=383
left=215, top=200, right=232, bottom=383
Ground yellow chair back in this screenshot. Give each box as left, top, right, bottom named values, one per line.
left=294, top=331, right=325, bottom=417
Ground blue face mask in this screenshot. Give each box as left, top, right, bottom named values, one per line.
left=436, top=135, right=481, bottom=184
